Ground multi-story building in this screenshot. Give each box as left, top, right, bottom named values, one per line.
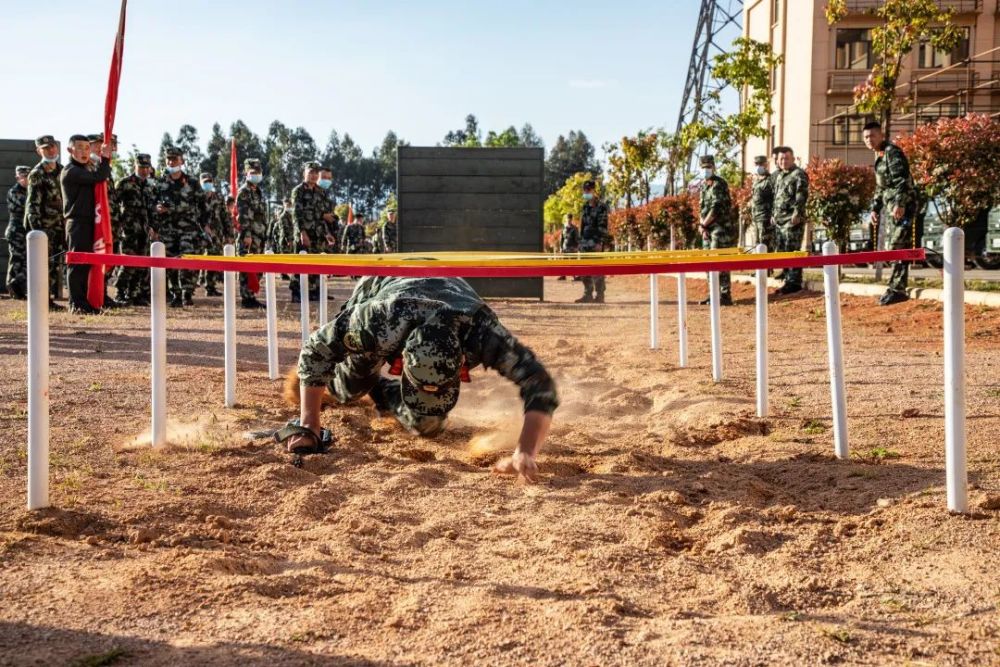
left=743, top=0, right=1000, bottom=170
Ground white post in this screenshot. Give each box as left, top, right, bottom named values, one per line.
left=677, top=274, right=688, bottom=368
left=943, top=227, right=967, bottom=513
left=26, top=231, right=49, bottom=510
left=223, top=244, right=237, bottom=408
left=264, top=250, right=279, bottom=381
left=649, top=274, right=659, bottom=349
left=318, top=259, right=329, bottom=328
left=822, top=242, right=849, bottom=459
left=755, top=244, right=769, bottom=418
left=709, top=271, right=722, bottom=382
left=150, top=242, right=167, bottom=447
left=299, top=250, right=309, bottom=345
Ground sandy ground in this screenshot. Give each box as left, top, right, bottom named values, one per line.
left=1, top=274, right=1000, bottom=666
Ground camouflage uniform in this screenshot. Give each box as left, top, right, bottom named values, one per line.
left=319, top=188, right=339, bottom=253
left=699, top=169, right=735, bottom=298
left=579, top=198, right=610, bottom=299
left=236, top=173, right=267, bottom=301
left=154, top=166, right=207, bottom=302
left=750, top=171, right=774, bottom=249
left=561, top=221, right=580, bottom=253
left=4, top=171, right=29, bottom=297
left=112, top=168, right=154, bottom=302
left=375, top=219, right=398, bottom=254
left=202, top=187, right=232, bottom=293
left=274, top=205, right=294, bottom=253
left=298, top=277, right=559, bottom=437
left=289, top=178, right=327, bottom=295
left=873, top=141, right=916, bottom=296
left=772, top=165, right=810, bottom=289
left=340, top=221, right=368, bottom=254
left=24, top=158, right=64, bottom=299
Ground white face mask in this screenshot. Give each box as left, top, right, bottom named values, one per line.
left=702, top=168, right=714, bottom=180
left=756, top=166, right=767, bottom=176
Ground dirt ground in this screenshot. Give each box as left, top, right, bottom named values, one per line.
left=2, top=273, right=1000, bottom=666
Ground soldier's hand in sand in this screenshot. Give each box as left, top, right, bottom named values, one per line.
left=493, top=450, right=538, bottom=483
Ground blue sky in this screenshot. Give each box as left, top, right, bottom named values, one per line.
left=1, top=1, right=707, bottom=162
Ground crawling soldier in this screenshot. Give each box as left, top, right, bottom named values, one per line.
left=283, top=276, right=559, bottom=482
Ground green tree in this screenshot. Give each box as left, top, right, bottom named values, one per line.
left=543, top=171, right=600, bottom=232
left=265, top=121, right=318, bottom=200
left=684, top=37, right=783, bottom=170
left=204, top=122, right=228, bottom=179
left=174, top=124, right=204, bottom=175
left=545, top=130, right=601, bottom=195
left=605, top=131, right=663, bottom=209
left=156, top=132, right=173, bottom=170
left=225, top=120, right=265, bottom=188
left=443, top=114, right=482, bottom=147
left=826, top=0, right=961, bottom=136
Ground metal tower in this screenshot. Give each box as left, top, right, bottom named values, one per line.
left=675, top=0, right=744, bottom=171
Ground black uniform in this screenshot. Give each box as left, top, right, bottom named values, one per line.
left=60, top=157, right=112, bottom=308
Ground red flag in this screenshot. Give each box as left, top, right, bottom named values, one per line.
left=347, top=204, right=354, bottom=225
left=229, top=138, right=240, bottom=232
left=88, top=0, right=127, bottom=310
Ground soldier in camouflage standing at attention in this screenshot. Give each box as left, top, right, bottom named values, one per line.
left=340, top=211, right=368, bottom=255
left=750, top=155, right=774, bottom=250
left=24, top=135, right=65, bottom=309
left=200, top=172, right=231, bottom=297
left=770, top=146, right=809, bottom=296
left=236, top=159, right=267, bottom=309
left=863, top=121, right=916, bottom=306
left=5, top=166, right=30, bottom=299
left=576, top=180, right=609, bottom=303
left=317, top=166, right=340, bottom=252
left=155, top=146, right=206, bottom=308
left=112, top=153, right=155, bottom=306
left=375, top=205, right=398, bottom=254
left=697, top=155, right=735, bottom=306
left=290, top=162, right=326, bottom=302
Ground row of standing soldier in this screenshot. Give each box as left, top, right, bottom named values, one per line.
left=5, top=139, right=401, bottom=313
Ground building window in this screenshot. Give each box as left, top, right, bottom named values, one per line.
left=835, top=29, right=873, bottom=70
left=918, top=28, right=971, bottom=68
left=917, top=103, right=962, bottom=123
left=832, top=105, right=876, bottom=146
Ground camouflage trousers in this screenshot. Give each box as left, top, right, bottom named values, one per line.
left=37, top=228, right=66, bottom=300
left=775, top=223, right=805, bottom=288
left=753, top=218, right=774, bottom=251
left=4, top=227, right=27, bottom=296
left=238, top=237, right=263, bottom=300
left=113, top=236, right=150, bottom=301
left=579, top=239, right=605, bottom=297
left=328, top=359, right=446, bottom=438
left=288, top=242, right=319, bottom=295
left=884, top=217, right=912, bottom=295
left=202, top=239, right=224, bottom=292
left=163, top=233, right=199, bottom=296
left=703, top=225, right=733, bottom=297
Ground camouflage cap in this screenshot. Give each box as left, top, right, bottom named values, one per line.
left=15, top=165, right=31, bottom=176
left=87, top=134, right=102, bottom=143
left=35, top=135, right=56, bottom=148
left=400, top=323, right=462, bottom=417
left=304, top=161, right=321, bottom=171
left=245, top=158, right=262, bottom=171
left=754, top=155, right=768, bottom=166
left=164, top=146, right=183, bottom=158
left=700, top=155, right=715, bottom=167
left=135, top=153, right=152, bottom=167
left=199, top=172, right=214, bottom=181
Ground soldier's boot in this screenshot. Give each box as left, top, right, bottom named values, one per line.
left=170, top=292, right=184, bottom=308
left=290, top=291, right=301, bottom=304
left=574, top=294, right=594, bottom=303
left=205, top=285, right=222, bottom=297
left=241, top=295, right=266, bottom=310
left=720, top=293, right=734, bottom=306
left=879, top=291, right=909, bottom=306
left=183, top=291, right=194, bottom=306
left=7, top=283, right=26, bottom=300
left=594, top=291, right=605, bottom=304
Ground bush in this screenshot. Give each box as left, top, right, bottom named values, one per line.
left=806, top=158, right=875, bottom=251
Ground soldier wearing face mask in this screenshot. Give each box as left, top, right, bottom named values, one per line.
left=24, top=135, right=65, bottom=309
left=112, top=153, right=156, bottom=306
left=154, top=146, right=207, bottom=307
left=771, top=146, right=809, bottom=295
left=4, top=166, right=31, bottom=299
left=236, top=159, right=267, bottom=309
left=697, top=155, right=734, bottom=306
left=289, top=162, right=325, bottom=301
left=317, top=167, right=339, bottom=253
left=750, top=156, right=774, bottom=250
